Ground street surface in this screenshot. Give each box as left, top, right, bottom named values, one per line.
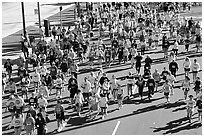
left=1, top=4, right=202, bottom=135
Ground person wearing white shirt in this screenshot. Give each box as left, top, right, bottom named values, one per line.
left=55, top=75, right=63, bottom=98
left=88, top=72, right=97, bottom=87
left=183, top=57, right=191, bottom=77
left=81, top=77, right=92, bottom=103
left=38, top=95, right=48, bottom=111
left=110, top=75, right=120, bottom=101
left=99, top=94, right=108, bottom=119
left=191, top=59, right=200, bottom=82
left=38, top=82, right=49, bottom=99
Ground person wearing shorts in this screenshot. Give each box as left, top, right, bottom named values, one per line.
left=68, top=79, right=78, bottom=108
left=186, top=95, right=196, bottom=123
left=54, top=100, right=66, bottom=131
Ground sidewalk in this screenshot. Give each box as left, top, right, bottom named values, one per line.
left=2, top=3, right=78, bottom=65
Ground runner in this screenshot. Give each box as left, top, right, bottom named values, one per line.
left=146, top=75, right=156, bottom=100
left=110, top=75, right=120, bottom=101
left=31, top=69, right=41, bottom=93
left=181, top=76, right=191, bottom=100
left=196, top=95, right=202, bottom=122
left=54, top=100, right=66, bottom=132
left=191, top=59, right=200, bottom=82
left=126, top=71, right=135, bottom=97
left=35, top=113, right=47, bottom=135
left=99, top=93, right=108, bottom=119
left=74, top=89, right=84, bottom=117
left=5, top=94, right=16, bottom=122
left=20, top=74, right=30, bottom=99
left=81, top=77, right=92, bottom=104
left=186, top=95, right=196, bottom=123
left=152, top=69, right=161, bottom=92
left=116, top=85, right=124, bottom=110
left=55, top=75, right=63, bottom=99
left=193, top=77, right=201, bottom=95
left=183, top=57, right=191, bottom=77
left=161, top=80, right=173, bottom=103
left=5, top=78, right=17, bottom=95
left=169, top=59, right=178, bottom=78
left=136, top=75, right=145, bottom=100
left=24, top=113, right=35, bottom=135
left=8, top=113, right=24, bottom=135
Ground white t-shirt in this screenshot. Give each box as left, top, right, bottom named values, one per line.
left=99, top=97, right=108, bottom=108
left=81, top=81, right=91, bottom=93
left=38, top=98, right=48, bottom=107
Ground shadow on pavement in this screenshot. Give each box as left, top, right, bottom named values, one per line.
left=152, top=113, right=200, bottom=134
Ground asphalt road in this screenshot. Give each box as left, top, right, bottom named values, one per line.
left=2, top=5, right=202, bottom=135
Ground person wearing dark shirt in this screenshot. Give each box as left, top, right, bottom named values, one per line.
left=68, top=79, right=78, bottom=107
left=144, top=55, right=153, bottom=68
left=4, top=59, right=13, bottom=79
left=161, top=67, right=170, bottom=81
left=196, top=98, right=202, bottom=122
left=60, top=59, right=68, bottom=75
left=44, top=72, right=53, bottom=95
left=35, top=113, right=46, bottom=135
left=146, top=75, right=155, bottom=100
left=99, top=73, right=109, bottom=86
left=28, top=92, right=38, bottom=108
left=169, top=60, right=178, bottom=77
left=49, top=63, right=57, bottom=80
left=105, top=47, right=112, bottom=66
left=117, top=47, right=123, bottom=64
left=112, top=38, right=118, bottom=49
left=135, top=53, right=143, bottom=74
left=68, top=74, right=78, bottom=86
left=185, top=36, right=191, bottom=52
left=194, top=77, right=201, bottom=95
left=136, top=75, right=145, bottom=100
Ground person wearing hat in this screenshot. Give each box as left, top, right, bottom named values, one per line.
left=186, top=95, right=196, bottom=123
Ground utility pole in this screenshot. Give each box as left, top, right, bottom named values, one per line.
left=21, top=2, right=26, bottom=37
left=60, top=6, right=62, bottom=30
left=37, top=2, right=41, bottom=28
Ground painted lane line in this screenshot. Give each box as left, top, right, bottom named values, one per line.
left=112, top=121, right=120, bottom=135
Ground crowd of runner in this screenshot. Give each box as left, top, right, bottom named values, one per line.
left=2, top=2, right=202, bottom=135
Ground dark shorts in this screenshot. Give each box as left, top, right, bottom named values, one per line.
left=164, top=92, right=170, bottom=97
left=52, top=75, right=57, bottom=80
left=8, top=108, right=15, bottom=113
left=100, top=107, right=107, bottom=109
left=15, top=107, right=23, bottom=114
left=117, top=94, right=123, bottom=100
left=184, top=68, right=190, bottom=72
left=198, top=109, right=202, bottom=113
left=193, top=71, right=198, bottom=74
left=56, top=87, right=62, bottom=89
left=155, top=81, right=160, bottom=84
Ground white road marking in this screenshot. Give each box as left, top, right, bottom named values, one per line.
left=112, top=121, right=120, bottom=135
